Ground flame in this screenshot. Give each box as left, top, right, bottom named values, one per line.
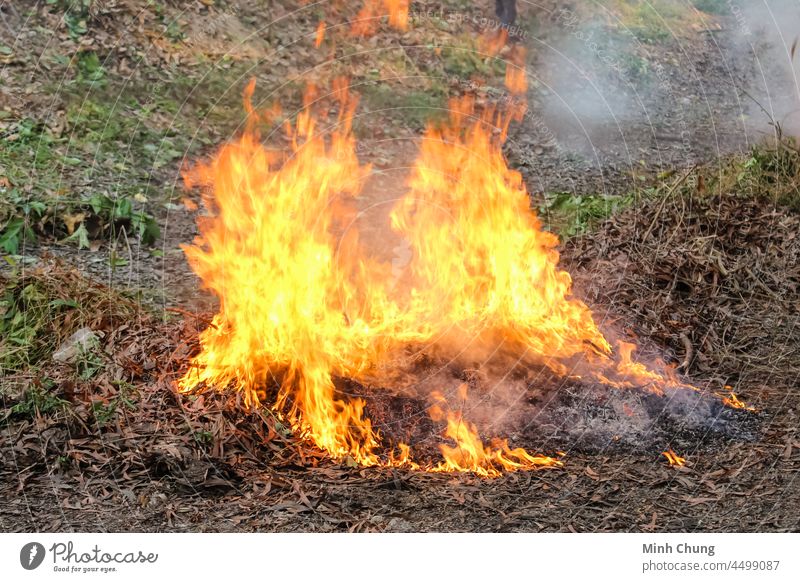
left=178, top=74, right=746, bottom=475
left=314, top=21, right=326, bottom=48
left=504, top=45, right=528, bottom=95
left=720, top=390, right=754, bottom=411
left=351, top=0, right=408, bottom=37
left=662, top=449, right=686, bottom=466
left=389, top=95, right=609, bottom=364
left=434, top=412, right=561, bottom=477
left=179, top=79, right=385, bottom=464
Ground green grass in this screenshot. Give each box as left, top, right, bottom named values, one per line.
left=90, top=382, right=137, bottom=427
left=539, top=138, right=800, bottom=239
left=599, top=0, right=687, bottom=44
left=0, top=266, right=139, bottom=374
left=722, top=139, right=800, bottom=210
left=691, top=0, right=730, bottom=15
left=0, top=56, right=261, bottom=254
left=442, top=42, right=505, bottom=78
left=8, top=381, right=69, bottom=418
left=361, top=84, right=448, bottom=129
left=539, top=191, right=635, bottom=238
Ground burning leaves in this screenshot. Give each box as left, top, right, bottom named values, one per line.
left=176, top=77, right=748, bottom=476
left=662, top=450, right=686, bottom=467
left=172, top=0, right=758, bottom=477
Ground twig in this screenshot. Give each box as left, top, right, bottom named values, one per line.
left=677, top=332, right=693, bottom=373
left=745, top=268, right=781, bottom=301
left=642, top=165, right=697, bottom=242
left=165, top=306, right=217, bottom=328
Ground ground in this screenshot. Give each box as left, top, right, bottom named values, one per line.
left=1, top=1, right=798, bottom=532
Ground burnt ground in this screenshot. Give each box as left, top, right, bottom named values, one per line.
left=1, top=2, right=799, bottom=532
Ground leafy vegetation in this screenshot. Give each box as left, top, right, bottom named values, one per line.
left=91, top=383, right=138, bottom=427
left=539, top=192, right=634, bottom=238
left=541, top=136, right=800, bottom=239
left=601, top=0, right=688, bottom=44
left=733, top=139, right=800, bottom=210
left=0, top=109, right=163, bottom=253
left=8, top=381, right=69, bottom=418
left=47, top=0, right=94, bottom=39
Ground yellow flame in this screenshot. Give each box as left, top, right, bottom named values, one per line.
left=662, top=449, right=686, bottom=466
left=720, top=390, right=754, bottom=411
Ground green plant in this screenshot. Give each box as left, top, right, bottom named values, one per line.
left=193, top=430, right=214, bottom=446
left=442, top=42, right=502, bottom=78
left=691, top=0, right=730, bottom=15
left=75, top=336, right=103, bottom=380
left=539, top=191, right=634, bottom=238
left=0, top=266, right=139, bottom=373
left=87, top=194, right=161, bottom=245
left=47, top=0, right=93, bottom=39
left=0, top=280, right=56, bottom=371
left=735, top=139, right=800, bottom=209
left=10, top=382, right=68, bottom=418
left=91, top=384, right=137, bottom=427
left=76, top=51, right=106, bottom=84
left=361, top=84, right=447, bottom=129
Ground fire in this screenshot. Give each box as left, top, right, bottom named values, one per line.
left=389, top=95, right=609, bottom=367
left=720, top=390, right=754, bottom=411
left=314, top=21, right=326, bottom=48
left=662, top=450, right=686, bottom=466
left=351, top=0, right=408, bottom=36
left=178, top=73, right=746, bottom=474
left=180, top=78, right=383, bottom=463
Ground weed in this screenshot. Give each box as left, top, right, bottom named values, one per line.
left=442, top=35, right=504, bottom=78
left=361, top=84, right=447, bottom=129
left=91, top=383, right=137, bottom=427
left=730, top=139, right=800, bottom=209
left=9, top=381, right=68, bottom=418
left=604, top=0, right=685, bottom=44
left=75, top=336, right=103, bottom=380
left=539, top=191, right=634, bottom=238
left=193, top=430, right=214, bottom=446
left=0, top=115, right=161, bottom=251
left=47, top=0, right=93, bottom=39
left=75, top=51, right=106, bottom=85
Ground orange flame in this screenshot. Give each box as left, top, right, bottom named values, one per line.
left=662, top=449, right=686, bottom=466
left=314, top=21, right=326, bottom=48
left=504, top=45, right=528, bottom=95
left=720, top=390, right=754, bottom=411
left=435, top=412, right=561, bottom=477
left=351, top=0, right=408, bottom=37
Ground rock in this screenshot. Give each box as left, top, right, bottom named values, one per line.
left=385, top=517, right=415, bottom=532
left=52, top=328, right=98, bottom=364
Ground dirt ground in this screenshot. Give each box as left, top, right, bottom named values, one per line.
left=1, top=1, right=799, bottom=532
